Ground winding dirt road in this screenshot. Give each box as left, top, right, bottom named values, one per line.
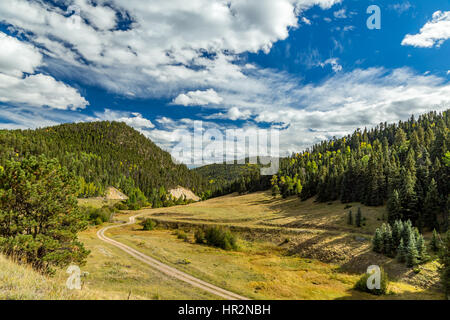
left=97, top=214, right=249, bottom=300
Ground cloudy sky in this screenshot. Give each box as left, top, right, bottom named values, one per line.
left=1, top=0, right=449, bottom=164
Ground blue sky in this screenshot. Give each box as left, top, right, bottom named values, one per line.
left=0, top=0, right=449, bottom=165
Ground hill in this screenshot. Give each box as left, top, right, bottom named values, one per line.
left=0, top=121, right=209, bottom=202
left=272, top=110, right=449, bottom=232
left=193, top=161, right=271, bottom=197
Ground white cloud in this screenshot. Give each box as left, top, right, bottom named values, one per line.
left=390, top=2, right=412, bottom=14
left=0, top=31, right=88, bottom=110
left=319, top=58, right=342, bottom=72
left=205, top=107, right=252, bottom=121
left=402, top=11, right=450, bottom=48
left=90, top=109, right=154, bottom=129
left=0, top=32, right=42, bottom=77
left=173, top=89, right=223, bottom=106
left=301, top=17, right=311, bottom=25
left=333, top=9, right=347, bottom=19
left=0, top=0, right=341, bottom=101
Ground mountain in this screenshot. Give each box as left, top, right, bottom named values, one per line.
left=0, top=121, right=208, bottom=199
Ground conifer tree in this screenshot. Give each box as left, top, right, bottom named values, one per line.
left=416, top=234, right=429, bottom=263
left=423, top=178, right=440, bottom=231
left=406, top=233, right=419, bottom=267
left=356, top=207, right=362, bottom=227
left=397, top=239, right=406, bottom=263
left=347, top=210, right=353, bottom=225
left=387, top=190, right=402, bottom=224
left=431, top=229, right=441, bottom=252
left=372, top=228, right=383, bottom=253
left=392, top=220, right=403, bottom=249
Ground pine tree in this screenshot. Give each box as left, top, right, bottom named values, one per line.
left=347, top=210, right=353, bottom=225
left=372, top=228, right=383, bottom=253
left=382, top=224, right=393, bottom=256
left=356, top=207, right=362, bottom=227
left=392, top=220, right=403, bottom=249
left=397, top=239, right=406, bottom=263
left=431, top=229, right=441, bottom=252
left=416, top=234, right=429, bottom=263
left=406, top=233, right=419, bottom=267
left=423, top=178, right=440, bottom=231
left=387, top=190, right=402, bottom=224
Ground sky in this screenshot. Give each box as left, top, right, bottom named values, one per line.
left=0, top=0, right=450, bottom=166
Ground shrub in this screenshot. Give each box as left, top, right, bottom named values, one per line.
left=203, top=226, right=238, bottom=250
left=176, top=230, right=188, bottom=242
left=194, top=229, right=205, bottom=244
left=354, top=267, right=389, bottom=295
left=81, top=206, right=115, bottom=225
left=141, top=219, right=157, bottom=231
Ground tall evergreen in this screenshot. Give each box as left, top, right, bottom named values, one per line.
left=347, top=210, right=353, bottom=225
left=356, top=207, right=362, bottom=228
left=423, top=178, right=440, bottom=231
left=406, top=233, right=419, bottom=268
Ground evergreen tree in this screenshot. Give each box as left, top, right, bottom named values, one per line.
left=355, top=207, right=362, bottom=227
left=406, top=233, right=419, bottom=267
left=382, top=224, right=393, bottom=256
left=387, top=190, right=402, bottom=224
left=423, top=178, right=440, bottom=231
left=0, top=155, right=89, bottom=273
left=347, top=210, right=353, bottom=225
left=416, top=234, right=429, bottom=263
left=431, top=229, right=441, bottom=252
left=372, top=228, right=383, bottom=253
left=397, top=239, right=406, bottom=263
left=392, top=220, right=403, bottom=249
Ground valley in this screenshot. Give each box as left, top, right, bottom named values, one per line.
left=71, top=191, right=443, bottom=300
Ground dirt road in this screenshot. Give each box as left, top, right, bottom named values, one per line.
left=97, top=215, right=249, bottom=300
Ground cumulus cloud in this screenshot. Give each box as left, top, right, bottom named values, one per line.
left=0, top=31, right=88, bottom=110
left=173, top=89, right=223, bottom=106
left=0, top=0, right=341, bottom=100
left=402, top=11, right=450, bottom=48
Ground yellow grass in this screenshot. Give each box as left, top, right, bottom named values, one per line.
left=0, top=254, right=90, bottom=300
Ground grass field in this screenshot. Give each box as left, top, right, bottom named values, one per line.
left=107, top=225, right=442, bottom=300
left=3, top=191, right=443, bottom=300
left=98, top=191, right=443, bottom=300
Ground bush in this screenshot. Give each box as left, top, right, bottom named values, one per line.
left=202, top=226, right=238, bottom=251
left=141, top=219, right=157, bottom=231
left=354, top=267, right=389, bottom=295
left=194, top=229, right=205, bottom=244
left=81, top=206, right=115, bottom=225
left=176, top=230, right=188, bottom=242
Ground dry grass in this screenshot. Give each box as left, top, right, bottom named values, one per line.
left=0, top=254, right=90, bottom=300
left=106, top=226, right=443, bottom=300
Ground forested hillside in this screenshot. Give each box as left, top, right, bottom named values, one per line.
left=193, top=162, right=270, bottom=197
left=0, top=121, right=208, bottom=201
left=272, top=110, right=449, bottom=232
